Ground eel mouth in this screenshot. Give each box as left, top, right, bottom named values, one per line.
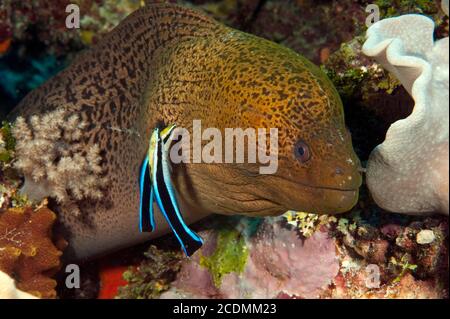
left=255, top=174, right=362, bottom=214
left=276, top=173, right=363, bottom=193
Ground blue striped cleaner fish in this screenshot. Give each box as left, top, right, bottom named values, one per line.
left=139, top=124, right=204, bottom=256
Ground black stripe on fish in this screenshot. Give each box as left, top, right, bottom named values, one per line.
left=153, top=133, right=203, bottom=257
left=139, top=155, right=154, bottom=232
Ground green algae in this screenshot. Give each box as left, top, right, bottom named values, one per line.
left=0, top=152, right=10, bottom=163
left=321, top=34, right=404, bottom=102
left=323, top=66, right=368, bottom=100
left=374, top=73, right=402, bottom=95
left=10, top=191, right=30, bottom=208
left=390, top=254, right=418, bottom=283
left=375, top=0, right=438, bottom=18
left=200, top=228, right=249, bottom=288
left=0, top=121, right=15, bottom=163
left=321, top=37, right=369, bottom=100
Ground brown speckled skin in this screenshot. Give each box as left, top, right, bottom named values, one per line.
left=9, top=4, right=361, bottom=260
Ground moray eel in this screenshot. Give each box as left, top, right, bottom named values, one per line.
left=9, top=4, right=362, bottom=260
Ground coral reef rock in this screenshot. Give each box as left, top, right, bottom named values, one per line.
left=117, top=245, right=184, bottom=299
left=329, top=209, right=448, bottom=299
left=363, top=5, right=449, bottom=215
left=0, top=205, right=65, bottom=298
left=160, top=217, right=339, bottom=299
left=112, top=209, right=448, bottom=299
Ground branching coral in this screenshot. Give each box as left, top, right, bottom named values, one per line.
left=0, top=205, right=66, bottom=298
left=12, top=108, right=107, bottom=215
left=362, top=2, right=449, bottom=215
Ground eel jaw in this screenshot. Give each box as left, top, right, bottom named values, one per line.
left=250, top=175, right=362, bottom=215
left=223, top=185, right=360, bottom=217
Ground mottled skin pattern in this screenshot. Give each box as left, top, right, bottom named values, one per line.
left=9, top=4, right=361, bottom=260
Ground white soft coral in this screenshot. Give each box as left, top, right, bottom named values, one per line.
left=12, top=108, right=107, bottom=214
left=362, top=2, right=449, bottom=214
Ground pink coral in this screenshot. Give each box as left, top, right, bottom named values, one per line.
left=161, top=218, right=340, bottom=299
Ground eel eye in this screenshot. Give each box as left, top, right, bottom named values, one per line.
left=294, top=140, right=311, bottom=163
